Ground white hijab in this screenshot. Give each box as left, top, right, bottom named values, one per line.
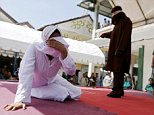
left=34, top=25, right=69, bottom=57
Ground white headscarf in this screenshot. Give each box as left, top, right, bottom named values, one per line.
left=34, top=25, right=69, bottom=57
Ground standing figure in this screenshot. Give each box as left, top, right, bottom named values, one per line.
left=151, top=50, right=154, bottom=79
left=100, top=6, right=132, bottom=98
left=4, top=25, right=81, bottom=111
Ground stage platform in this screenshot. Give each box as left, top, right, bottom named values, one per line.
left=0, top=81, right=154, bottom=115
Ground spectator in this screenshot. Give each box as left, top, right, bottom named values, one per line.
left=145, top=78, right=154, bottom=93
left=89, top=73, right=96, bottom=87
left=0, top=67, right=4, bottom=79
left=102, top=18, right=108, bottom=27
left=103, top=72, right=113, bottom=88
left=123, top=74, right=132, bottom=89
left=98, top=22, right=101, bottom=29
left=107, top=20, right=111, bottom=26
left=80, top=73, right=88, bottom=86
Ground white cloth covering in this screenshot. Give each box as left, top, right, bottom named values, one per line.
left=41, top=25, right=60, bottom=42
left=36, top=25, right=69, bottom=58
left=14, top=26, right=81, bottom=104
left=31, top=75, right=81, bottom=102
left=34, top=36, right=69, bottom=58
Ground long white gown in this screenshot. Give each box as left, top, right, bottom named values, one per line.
left=14, top=42, right=81, bottom=104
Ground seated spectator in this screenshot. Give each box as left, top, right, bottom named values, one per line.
left=89, top=73, right=96, bottom=87
left=123, top=75, right=132, bottom=89
left=103, top=72, right=113, bottom=88
left=145, top=78, right=154, bottom=93
left=0, top=73, right=4, bottom=79
left=72, top=74, right=78, bottom=85
left=80, top=73, right=88, bottom=87
left=3, top=70, right=11, bottom=80
left=0, top=67, right=4, bottom=79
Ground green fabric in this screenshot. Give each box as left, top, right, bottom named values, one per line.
left=123, top=81, right=132, bottom=89
left=145, top=84, right=154, bottom=93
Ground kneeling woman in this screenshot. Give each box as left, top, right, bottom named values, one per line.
left=4, top=25, right=81, bottom=111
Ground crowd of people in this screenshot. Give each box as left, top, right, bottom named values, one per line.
left=62, top=71, right=135, bottom=90
left=1, top=63, right=153, bottom=95
left=62, top=70, right=154, bottom=96
left=0, top=65, right=18, bottom=81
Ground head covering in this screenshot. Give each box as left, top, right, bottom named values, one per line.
left=41, top=25, right=61, bottom=42
left=111, top=6, right=126, bottom=25
left=111, top=6, right=122, bottom=13
left=34, top=25, right=69, bottom=57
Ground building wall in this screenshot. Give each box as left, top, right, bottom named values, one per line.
left=57, top=17, right=93, bottom=41
left=76, top=63, right=82, bottom=70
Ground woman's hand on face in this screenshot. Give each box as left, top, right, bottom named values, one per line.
left=46, top=39, right=68, bottom=59
left=3, top=102, right=26, bottom=111
left=46, top=39, right=64, bottom=50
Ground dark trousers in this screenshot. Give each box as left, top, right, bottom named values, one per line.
left=112, top=72, right=124, bottom=93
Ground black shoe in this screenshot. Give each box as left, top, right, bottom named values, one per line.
left=109, top=91, right=124, bottom=96
left=107, top=93, right=121, bottom=98
left=121, top=92, right=124, bottom=96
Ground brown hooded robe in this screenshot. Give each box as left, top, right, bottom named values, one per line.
left=102, top=12, right=132, bottom=74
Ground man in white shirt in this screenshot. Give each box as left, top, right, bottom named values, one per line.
left=4, top=25, right=81, bottom=111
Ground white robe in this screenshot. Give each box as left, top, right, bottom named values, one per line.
left=14, top=43, right=81, bottom=104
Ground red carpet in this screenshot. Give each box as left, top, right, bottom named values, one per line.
left=81, top=87, right=154, bottom=115
left=0, top=81, right=154, bottom=115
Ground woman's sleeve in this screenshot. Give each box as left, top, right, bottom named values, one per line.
left=14, top=44, right=36, bottom=104
left=59, top=54, right=76, bottom=76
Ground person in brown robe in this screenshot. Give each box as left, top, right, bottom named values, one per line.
left=100, top=6, right=132, bottom=98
